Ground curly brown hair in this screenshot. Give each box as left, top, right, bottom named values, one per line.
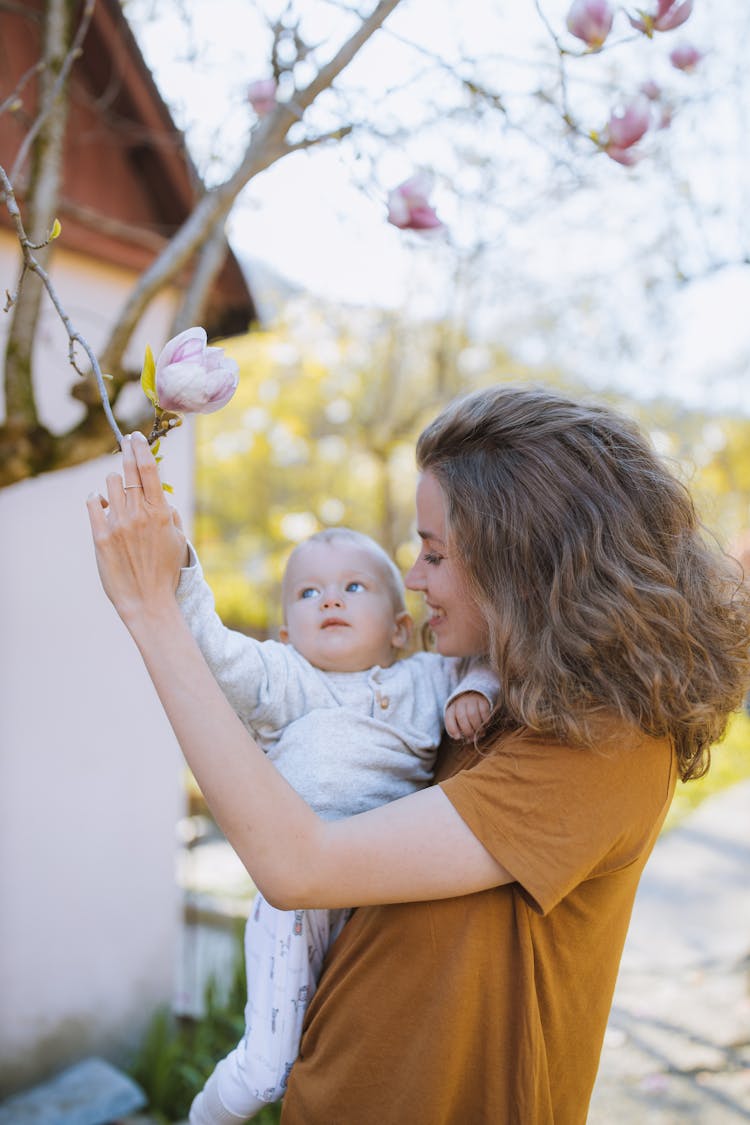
left=416, top=385, right=750, bottom=780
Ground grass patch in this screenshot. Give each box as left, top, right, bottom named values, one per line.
left=663, top=709, right=750, bottom=832
left=130, top=923, right=282, bottom=1124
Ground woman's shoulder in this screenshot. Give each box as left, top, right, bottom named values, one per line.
left=436, top=720, right=674, bottom=795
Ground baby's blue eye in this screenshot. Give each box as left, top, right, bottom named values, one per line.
left=300, top=587, right=320, bottom=599
left=346, top=581, right=366, bottom=593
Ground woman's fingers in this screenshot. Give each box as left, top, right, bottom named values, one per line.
left=105, top=470, right=126, bottom=516
left=127, top=431, right=166, bottom=506
left=121, top=433, right=143, bottom=492
left=86, top=491, right=108, bottom=538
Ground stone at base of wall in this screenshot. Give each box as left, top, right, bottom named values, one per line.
left=0, top=1057, right=146, bottom=1125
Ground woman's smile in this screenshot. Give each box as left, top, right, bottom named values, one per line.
left=405, top=471, right=489, bottom=658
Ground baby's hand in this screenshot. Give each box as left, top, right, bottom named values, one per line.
left=444, top=691, right=491, bottom=741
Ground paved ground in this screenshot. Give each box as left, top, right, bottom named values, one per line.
left=588, top=780, right=750, bottom=1123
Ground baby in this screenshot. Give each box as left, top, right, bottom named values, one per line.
left=178, top=527, right=496, bottom=1124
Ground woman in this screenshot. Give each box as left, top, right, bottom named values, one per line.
left=88, top=386, right=750, bottom=1124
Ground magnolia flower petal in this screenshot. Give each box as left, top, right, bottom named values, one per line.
left=631, top=0, right=693, bottom=34
left=154, top=328, right=238, bottom=415
left=655, top=0, right=692, bottom=30
left=157, top=361, right=209, bottom=412
left=670, top=42, right=703, bottom=71
left=640, top=79, right=662, bottom=100
left=403, top=205, right=443, bottom=230
left=156, top=326, right=207, bottom=375
left=628, top=14, right=650, bottom=33
left=566, top=0, right=614, bottom=47
left=157, top=360, right=238, bottom=414
left=387, top=176, right=443, bottom=231
left=605, top=144, right=641, bottom=166
left=386, top=191, right=411, bottom=228
left=607, top=100, right=650, bottom=148
left=247, top=78, right=278, bottom=117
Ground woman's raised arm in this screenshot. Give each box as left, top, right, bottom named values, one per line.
left=87, top=433, right=512, bottom=908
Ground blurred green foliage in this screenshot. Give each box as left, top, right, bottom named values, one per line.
left=195, top=303, right=750, bottom=642
left=129, top=922, right=282, bottom=1123
left=665, top=710, right=750, bottom=831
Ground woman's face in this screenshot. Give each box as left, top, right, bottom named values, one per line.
left=405, top=470, right=490, bottom=658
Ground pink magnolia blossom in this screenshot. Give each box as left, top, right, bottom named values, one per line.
left=603, top=100, right=651, bottom=164
left=566, top=0, right=614, bottom=48
left=628, top=0, right=693, bottom=36
left=640, top=79, right=662, bottom=101
left=155, top=327, right=239, bottom=415
left=387, top=176, right=443, bottom=231
left=247, top=78, right=277, bottom=117
left=669, top=43, right=703, bottom=71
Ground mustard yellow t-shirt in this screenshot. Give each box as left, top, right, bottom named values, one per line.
left=281, top=726, right=675, bottom=1125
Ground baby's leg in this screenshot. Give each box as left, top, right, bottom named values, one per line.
left=189, top=895, right=350, bottom=1123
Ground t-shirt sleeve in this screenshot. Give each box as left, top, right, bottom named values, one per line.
left=440, top=732, right=674, bottom=915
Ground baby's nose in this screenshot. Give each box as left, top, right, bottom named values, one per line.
left=321, top=589, right=344, bottom=608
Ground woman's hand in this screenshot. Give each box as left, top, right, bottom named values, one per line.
left=87, top=432, right=188, bottom=628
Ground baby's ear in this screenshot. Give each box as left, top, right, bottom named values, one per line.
left=279, top=626, right=290, bottom=645
left=391, top=611, right=413, bottom=651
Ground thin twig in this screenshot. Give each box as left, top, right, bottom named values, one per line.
left=0, top=163, right=124, bottom=447
left=282, top=123, right=354, bottom=154
left=9, top=0, right=96, bottom=185
left=0, top=61, right=45, bottom=119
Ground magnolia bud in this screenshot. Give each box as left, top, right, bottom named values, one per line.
left=247, top=78, right=277, bottom=117
left=387, top=176, right=443, bottom=232
left=606, top=100, right=650, bottom=148
left=566, top=0, right=614, bottom=48
left=669, top=43, right=703, bottom=72
left=155, top=327, right=239, bottom=415
left=629, top=0, right=693, bottom=35
left=640, top=79, right=662, bottom=101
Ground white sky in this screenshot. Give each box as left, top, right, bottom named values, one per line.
left=125, top=0, right=750, bottom=411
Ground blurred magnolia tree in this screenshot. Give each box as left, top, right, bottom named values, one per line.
left=1, top=0, right=740, bottom=486
left=194, top=288, right=750, bottom=638
left=194, top=297, right=551, bottom=633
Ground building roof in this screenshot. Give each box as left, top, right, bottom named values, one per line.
left=0, top=0, right=257, bottom=337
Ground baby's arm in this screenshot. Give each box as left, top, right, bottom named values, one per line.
left=443, top=660, right=499, bottom=741
left=176, top=545, right=291, bottom=728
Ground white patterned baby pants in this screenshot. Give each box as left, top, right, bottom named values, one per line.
left=189, top=894, right=350, bottom=1124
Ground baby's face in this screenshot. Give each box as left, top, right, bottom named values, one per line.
left=280, top=540, right=410, bottom=673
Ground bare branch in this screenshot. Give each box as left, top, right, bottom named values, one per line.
left=0, top=60, right=44, bottom=122
left=97, top=0, right=405, bottom=377
left=0, top=164, right=124, bottom=447
left=292, top=0, right=403, bottom=114
left=171, top=219, right=229, bottom=336
left=9, top=0, right=95, bottom=185
left=283, top=123, right=354, bottom=154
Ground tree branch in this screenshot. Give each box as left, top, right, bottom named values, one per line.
left=292, top=0, right=403, bottom=114
left=282, top=123, right=354, bottom=154
left=3, top=0, right=72, bottom=428
left=171, top=218, right=230, bottom=336
left=0, top=165, right=124, bottom=447
left=9, top=0, right=95, bottom=186
left=0, top=60, right=44, bottom=124
left=97, top=0, right=405, bottom=377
